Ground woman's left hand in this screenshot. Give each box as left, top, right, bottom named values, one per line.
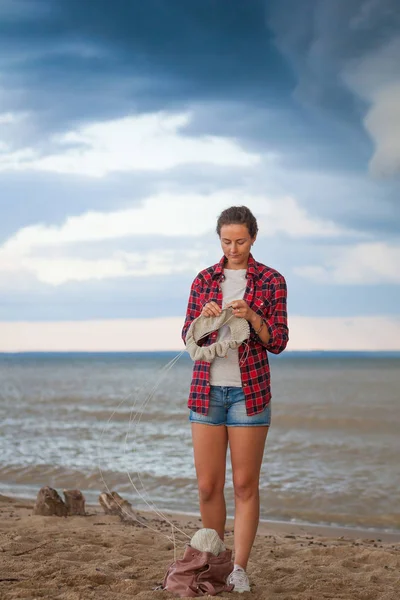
left=226, top=299, right=254, bottom=322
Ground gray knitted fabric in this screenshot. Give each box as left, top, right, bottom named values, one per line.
left=186, top=308, right=250, bottom=363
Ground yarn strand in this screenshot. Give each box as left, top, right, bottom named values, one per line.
left=98, top=307, right=252, bottom=552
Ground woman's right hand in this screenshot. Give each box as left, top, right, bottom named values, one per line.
left=201, top=301, right=221, bottom=317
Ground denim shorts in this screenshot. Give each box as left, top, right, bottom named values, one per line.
left=189, top=386, right=271, bottom=427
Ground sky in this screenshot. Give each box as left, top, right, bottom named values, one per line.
left=1, top=0, right=399, bottom=352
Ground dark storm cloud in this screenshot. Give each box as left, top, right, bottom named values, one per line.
left=182, top=100, right=372, bottom=172
left=0, top=0, right=293, bottom=129
left=264, top=0, right=400, bottom=178
left=1, top=0, right=398, bottom=174
left=0, top=0, right=399, bottom=251
left=267, top=0, right=400, bottom=111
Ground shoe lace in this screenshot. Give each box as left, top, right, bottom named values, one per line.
left=229, top=569, right=249, bottom=587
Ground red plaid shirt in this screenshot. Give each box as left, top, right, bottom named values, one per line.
left=182, top=254, right=289, bottom=416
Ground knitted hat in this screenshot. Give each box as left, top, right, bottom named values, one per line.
left=185, top=307, right=250, bottom=363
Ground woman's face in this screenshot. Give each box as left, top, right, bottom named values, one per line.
left=220, top=223, right=256, bottom=269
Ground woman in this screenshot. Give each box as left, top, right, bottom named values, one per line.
left=182, top=205, right=288, bottom=593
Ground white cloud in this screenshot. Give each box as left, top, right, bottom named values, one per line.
left=1, top=315, right=399, bottom=352
left=364, top=83, right=400, bottom=176
left=3, top=192, right=346, bottom=252
left=0, top=249, right=206, bottom=286
left=255, top=196, right=343, bottom=238
left=343, top=37, right=400, bottom=176
left=0, top=111, right=28, bottom=125
left=0, top=111, right=260, bottom=177
left=0, top=112, right=28, bottom=153
left=0, top=113, right=16, bottom=124
left=0, top=192, right=354, bottom=285
left=2, top=193, right=228, bottom=252
left=0, top=148, right=36, bottom=167
left=296, top=242, right=400, bottom=284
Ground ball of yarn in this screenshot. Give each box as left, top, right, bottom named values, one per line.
left=190, top=528, right=226, bottom=556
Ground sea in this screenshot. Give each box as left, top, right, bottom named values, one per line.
left=1, top=351, right=399, bottom=533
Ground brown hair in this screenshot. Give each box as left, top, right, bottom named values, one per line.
left=216, top=206, right=258, bottom=238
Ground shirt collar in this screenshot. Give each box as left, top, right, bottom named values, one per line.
left=213, top=253, right=258, bottom=279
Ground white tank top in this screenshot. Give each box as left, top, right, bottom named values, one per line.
left=209, top=268, right=247, bottom=387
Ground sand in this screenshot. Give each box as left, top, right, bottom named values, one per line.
left=0, top=493, right=399, bottom=600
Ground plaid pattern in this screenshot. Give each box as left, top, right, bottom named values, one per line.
left=182, top=254, right=289, bottom=416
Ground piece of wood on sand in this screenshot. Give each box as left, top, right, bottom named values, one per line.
left=33, top=486, right=68, bottom=517
left=99, top=491, right=145, bottom=525
left=63, top=489, right=86, bottom=515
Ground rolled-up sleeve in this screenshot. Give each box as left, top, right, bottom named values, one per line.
left=182, top=276, right=203, bottom=344
left=264, top=275, right=289, bottom=354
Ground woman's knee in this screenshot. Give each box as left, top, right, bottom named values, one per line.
left=198, top=478, right=225, bottom=502
left=233, top=476, right=259, bottom=502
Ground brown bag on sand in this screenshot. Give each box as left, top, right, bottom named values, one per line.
left=163, top=544, right=234, bottom=597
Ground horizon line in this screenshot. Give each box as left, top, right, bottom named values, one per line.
left=1, top=349, right=400, bottom=355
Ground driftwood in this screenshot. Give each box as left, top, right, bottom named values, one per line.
left=99, top=491, right=142, bottom=524
left=33, top=486, right=68, bottom=517
left=63, top=489, right=86, bottom=515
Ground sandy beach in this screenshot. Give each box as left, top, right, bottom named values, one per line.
left=0, top=493, right=399, bottom=600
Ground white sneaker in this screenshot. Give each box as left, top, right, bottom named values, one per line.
left=228, top=567, right=251, bottom=593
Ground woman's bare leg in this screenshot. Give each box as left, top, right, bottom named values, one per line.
left=228, top=426, right=269, bottom=569
left=191, top=423, right=228, bottom=540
